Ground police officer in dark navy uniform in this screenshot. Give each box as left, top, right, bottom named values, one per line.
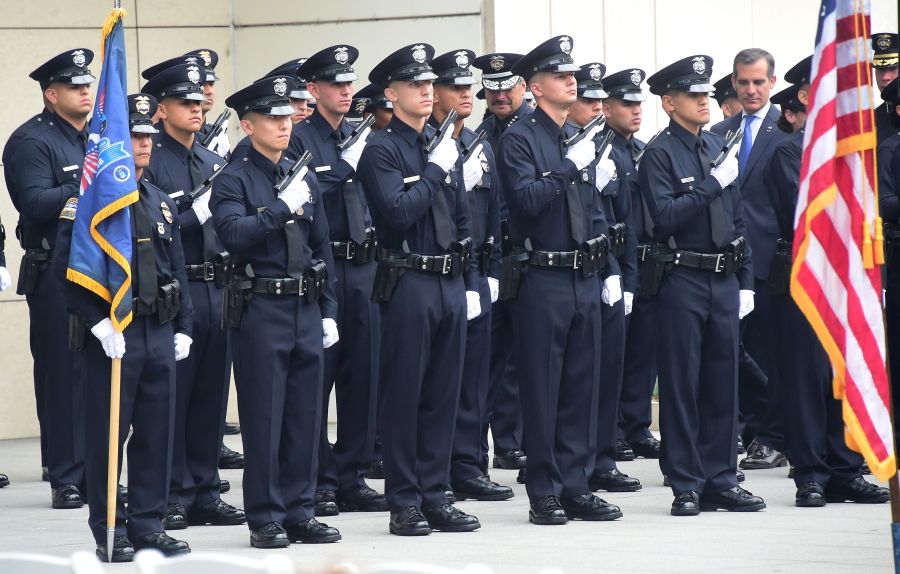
left=264, top=58, right=314, bottom=125
left=287, top=44, right=387, bottom=517
left=472, top=52, right=530, bottom=474
left=566, top=63, right=641, bottom=494
left=183, top=49, right=222, bottom=146
left=357, top=43, right=482, bottom=536
left=640, top=55, right=764, bottom=516
left=55, top=94, right=194, bottom=561
left=427, top=49, right=511, bottom=502
left=140, top=62, right=245, bottom=530
left=873, top=33, right=898, bottom=145
left=497, top=35, right=622, bottom=525
left=11, top=48, right=96, bottom=509
left=712, top=74, right=742, bottom=119
left=355, top=83, right=394, bottom=131
left=211, top=75, right=342, bottom=549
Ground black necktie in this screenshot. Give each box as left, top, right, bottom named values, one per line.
left=279, top=166, right=305, bottom=278
left=561, top=134, right=586, bottom=244
left=188, top=148, right=219, bottom=260
left=335, top=129, right=367, bottom=244
left=699, top=141, right=727, bottom=249
left=132, top=187, right=158, bottom=306
left=419, top=133, right=453, bottom=250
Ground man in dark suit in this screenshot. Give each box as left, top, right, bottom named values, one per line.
left=710, top=48, right=789, bottom=471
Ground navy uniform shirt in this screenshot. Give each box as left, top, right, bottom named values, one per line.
left=458, top=126, right=502, bottom=279
left=764, top=130, right=803, bottom=241
left=144, top=129, right=224, bottom=264
left=4, top=109, right=53, bottom=214
left=210, top=144, right=337, bottom=320
left=878, top=132, right=900, bottom=223
left=477, top=100, right=532, bottom=155
left=638, top=118, right=753, bottom=289
left=11, top=111, right=87, bottom=251
left=357, top=115, right=478, bottom=288
left=55, top=178, right=194, bottom=335
left=876, top=103, right=893, bottom=146
left=496, top=105, right=595, bottom=254
left=610, top=130, right=650, bottom=244
left=287, top=111, right=372, bottom=240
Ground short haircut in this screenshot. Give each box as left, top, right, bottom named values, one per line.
left=733, top=48, right=775, bottom=78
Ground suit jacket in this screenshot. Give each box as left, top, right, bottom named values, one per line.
left=711, top=104, right=789, bottom=280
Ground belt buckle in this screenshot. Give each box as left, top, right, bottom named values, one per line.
left=714, top=253, right=726, bottom=273
left=441, top=255, right=452, bottom=275
left=203, top=262, right=215, bottom=281
left=298, top=277, right=307, bottom=297
left=573, top=251, right=582, bottom=269
left=346, top=242, right=357, bottom=259
left=637, top=245, right=648, bottom=261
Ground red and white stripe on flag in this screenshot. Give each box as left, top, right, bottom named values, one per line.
left=791, top=0, right=895, bottom=481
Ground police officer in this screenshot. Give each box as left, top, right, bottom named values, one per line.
left=56, top=94, right=194, bottom=560
left=184, top=49, right=221, bottom=144
left=640, top=55, right=764, bottom=516
left=211, top=75, right=341, bottom=549
left=766, top=60, right=890, bottom=508
left=140, top=62, right=245, bottom=529
left=497, top=35, right=622, bottom=525
left=567, top=63, right=641, bottom=494
left=264, top=59, right=314, bottom=124
left=427, top=49, right=511, bottom=502
left=873, top=33, right=898, bottom=144
left=355, top=84, right=394, bottom=131
left=288, top=45, right=386, bottom=516
left=712, top=74, right=741, bottom=119
left=357, top=43, right=481, bottom=536
left=12, top=48, right=96, bottom=509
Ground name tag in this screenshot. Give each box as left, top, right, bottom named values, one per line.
left=315, top=165, right=331, bottom=173
left=680, top=177, right=695, bottom=183
left=541, top=171, right=552, bottom=177
left=257, top=207, right=267, bottom=213
left=63, top=164, right=79, bottom=172
left=403, top=175, right=420, bottom=184
left=169, top=190, right=185, bottom=199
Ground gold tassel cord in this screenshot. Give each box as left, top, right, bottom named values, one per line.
left=99, top=8, right=127, bottom=62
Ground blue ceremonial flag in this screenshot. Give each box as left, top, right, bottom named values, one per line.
left=66, top=8, right=138, bottom=332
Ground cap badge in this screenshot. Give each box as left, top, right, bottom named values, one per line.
left=877, top=35, right=891, bottom=51
left=273, top=77, right=288, bottom=97
left=692, top=56, right=706, bottom=75
left=198, top=50, right=212, bottom=67
left=185, top=56, right=200, bottom=65
left=335, top=46, right=349, bottom=65
left=589, top=64, right=602, bottom=81
left=411, top=45, right=427, bottom=64
left=72, top=50, right=86, bottom=68
left=630, top=70, right=642, bottom=85
left=455, top=51, right=470, bottom=68
left=355, top=99, right=367, bottom=114
left=135, top=95, right=151, bottom=115
left=187, top=66, right=202, bottom=84
left=559, top=36, right=572, bottom=55
left=489, top=55, right=505, bottom=71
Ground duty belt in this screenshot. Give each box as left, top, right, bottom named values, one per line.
left=529, top=250, right=586, bottom=269
left=636, top=244, right=653, bottom=261
left=654, top=248, right=743, bottom=274
left=885, top=222, right=900, bottom=243
left=186, top=262, right=216, bottom=282
left=133, top=298, right=159, bottom=316
left=250, top=277, right=309, bottom=296
left=331, top=239, right=376, bottom=262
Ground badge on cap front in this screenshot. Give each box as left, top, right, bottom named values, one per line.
left=187, top=66, right=202, bottom=84
left=72, top=50, right=86, bottom=67
left=692, top=57, right=706, bottom=75
left=354, top=100, right=367, bottom=114
left=412, top=45, right=427, bottom=64
left=559, top=36, right=572, bottom=55
left=589, top=64, right=602, bottom=81
left=877, top=34, right=892, bottom=51
left=455, top=51, right=470, bottom=68
left=335, top=46, right=349, bottom=65
left=274, top=77, right=287, bottom=97
left=630, top=70, right=642, bottom=85
left=135, top=95, right=151, bottom=115
left=198, top=50, right=212, bottom=66
left=490, top=55, right=505, bottom=71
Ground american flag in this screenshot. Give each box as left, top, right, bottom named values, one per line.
left=791, top=0, right=893, bottom=481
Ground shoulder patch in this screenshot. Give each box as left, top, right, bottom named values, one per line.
left=59, top=196, right=78, bottom=220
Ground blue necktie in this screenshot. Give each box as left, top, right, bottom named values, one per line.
left=738, top=115, right=755, bottom=173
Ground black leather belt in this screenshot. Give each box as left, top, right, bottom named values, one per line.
left=672, top=250, right=731, bottom=273
left=529, top=250, right=584, bottom=269
left=186, top=262, right=216, bottom=282
left=636, top=244, right=652, bottom=261
left=407, top=253, right=456, bottom=275
left=250, top=277, right=308, bottom=296
left=133, top=299, right=158, bottom=316
left=331, top=240, right=376, bottom=261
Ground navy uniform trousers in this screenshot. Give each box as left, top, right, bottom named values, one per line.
left=593, top=296, right=626, bottom=474
left=516, top=267, right=601, bottom=501
left=484, top=300, right=523, bottom=461
left=379, top=271, right=466, bottom=511
left=657, top=267, right=740, bottom=495
left=233, top=294, right=324, bottom=529
left=318, top=259, right=380, bottom=492
left=83, top=317, right=176, bottom=544
left=619, top=292, right=657, bottom=444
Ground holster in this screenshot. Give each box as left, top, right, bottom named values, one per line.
left=451, top=237, right=474, bottom=275
left=478, top=236, right=495, bottom=275
left=640, top=246, right=672, bottom=297
left=371, top=258, right=405, bottom=303
left=355, top=228, right=377, bottom=265
left=304, top=260, right=329, bottom=303
left=768, top=239, right=793, bottom=295
left=222, top=278, right=251, bottom=330
left=723, top=236, right=746, bottom=276
left=157, top=279, right=182, bottom=325
left=580, top=235, right=610, bottom=278
left=16, top=248, right=50, bottom=295
left=68, top=313, right=86, bottom=352
left=499, top=246, right=530, bottom=301
left=608, top=223, right=627, bottom=258
left=213, top=251, right=234, bottom=289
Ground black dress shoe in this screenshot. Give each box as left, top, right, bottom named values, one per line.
left=452, top=474, right=514, bottom=501
left=631, top=436, right=661, bottom=459
left=132, top=532, right=190, bottom=557
left=51, top=484, right=84, bottom=509
left=423, top=503, right=480, bottom=532
left=529, top=495, right=568, bottom=525
left=737, top=435, right=745, bottom=454
left=218, top=445, right=245, bottom=469
left=223, top=423, right=241, bottom=435
left=250, top=522, right=289, bottom=548
left=796, top=481, right=826, bottom=507
left=337, top=485, right=389, bottom=512
left=315, top=489, right=339, bottom=516
left=615, top=439, right=636, bottom=461
left=517, top=468, right=526, bottom=484
left=700, top=486, right=766, bottom=512
left=188, top=498, right=247, bottom=525
left=671, top=491, right=700, bottom=516
left=861, top=462, right=872, bottom=475
left=390, top=506, right=431, bottom=536
left=739, top=439, right=787, bottom=470
left=42, top=467, right=49, bottom=482
left=588, top=469, right=642, bottom=492
left=286, top=517, right=341, bottom=543
left=95, top=536, right=134, bottom=563
left=825, top=476, right=890, bottom=503
left=219, top=479, right=231, bottom=494
left=0, top=474, right=8, bottom=488
left=444, top=487, right=457, bottom=504
left=493, top=448, right=527, bottom=469
left=736, top=469, right=745, bottom=483
left=368, top=457, right=385, bottom=479
left=562, top=494, right=622, bottom=521
left=163, top=503, right=188, bottom=530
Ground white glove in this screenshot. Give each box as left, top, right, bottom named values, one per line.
left=601, top=275, right=623, bottom=307
left=711, top=145, right=739, bottom=189
left=565, top=126, right=601, bottom=170
left=322, top=318, right=339, bottom=348
left=340, top=127, right=370, bottom=171
left=174, top=333, right=192, bottom=361
left=192, top=190, right=212, bottom=225
left=594, top=145, right=617, bottom=192
left=466, top=290, right=482, bottom=320
left=738, top=289, right=755, bottom=320
left=488, top=277, right=499, bottom=304
left=91, top=318, right=126, bottom=359
left=0, top=267, right=11, bottom=291
left=623, top=291, right=634, bottom=315
left=278, top=168, right=311, bottom=214
left=427, top=129, right=459, bottom=173
left=208, top=119, right=230, bottom=159
left=462, top=145, right=484, bottom=191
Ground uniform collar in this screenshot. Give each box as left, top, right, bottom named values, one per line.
left=48, top=110, right=88, bottom=147
left=532, top=105, right=565, bottom=139
left=247, top=144, right=282, bottom=182
left=386, top=114, right=424, bottom=147
left=158, top=128, right=194, bottom=162
left=309, top=109, right=349, bottom=142
left=667, top=118, right=702, bottom=150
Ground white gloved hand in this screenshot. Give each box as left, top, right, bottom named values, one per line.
left=623, top=291, right=634, bottom=315
left=192, top=190, right=212, bottom=225
left=208, top=119, right=231, bottom=159
left=601, top=275, right=623, bottom=307
left=174, top=333, right=192, bottom=361
left=711, top=144, right=739, bottom=189
left=340, top=127, right=370, bottom=171
left=466, top=290, right=482, bottom=320
left=91, top=318, right=126, bottom=359
left=0, top=267, right=11, bottom=292
left=278, top=168, right=311, bottom=214
left=462, top=145, right=484, bottom=191
left=565, top=126, right=601, bottom=170
left=594, top=145, right=617, bottom=192
left=488, top=277, right=499, bottom=304
left=322, top=318, right=339, bottom=348
left=738, top=289, right=755, bottom=320
left=427, top=129, right=459, bottom=173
